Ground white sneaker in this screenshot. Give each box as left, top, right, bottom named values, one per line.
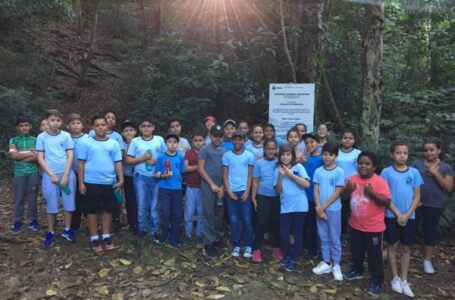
left=231, top=246, right=241, bottom=257
left=423, top=260, right=435, bottom=274
left=391, top=277, right=403, bottom=294
left=243, top=246, right=252, bottom=258
left=401, top=280, right=415, bottom=298
left=332, top=264, right=343, bottom=281
left=312, top=261, right=332, bottom=275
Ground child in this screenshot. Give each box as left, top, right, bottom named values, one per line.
left=222, top=130, right=255, bottom=258
left=381, top=141, right=423, bottom=297
left=336, top=129, right=362, bottom=242
left=238, top=120, right=251, bottom=147
left=68, top=113, right=90, bottom=231
left=245, top=124, right=264, bottom=160
left=154, top=133, right=186, bottom=249
left=264, top=123, right=283, bottom=148
left=89, top=111, right=124, bottom=148
left=295, top=122, right=307, bottom=154
left=39, top=118, right=49, bottom=132
left=302, top=133, right=324, bottom=259
left=286, top=127, right=304, bottom=163
left=412, top=140, right=454, bottom=274
left=221, top=119, right=236, bottom=151
left=203, top=115, right=216, bottom=145
left=317, top=124, right=329, bottom=148
left=77, top=115, right=124, bottom=253
left=121, top=120, right=138, bottom=233
left=126, top=118, right=166, bottom=238
left=251, top=139, right=282, bottom=263
left=183, top=133, right=205, bottom=245
left=8, top=115, right=40, bottom=232
left=168, top=119, right=191, bottom=155
left=275, top=144, right=310, bottom=271
left=341, top=151, right=391, bottom=297
left=198, top=124, right=227, bottom=259
left=312, top=143, right=345, bottom=281
left=36, top=109, right=76, bottom=247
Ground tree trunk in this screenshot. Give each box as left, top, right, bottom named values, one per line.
left=79, top=0, right=101, bottom=85
left=152, top=0, right=163, bottom=39
left=72, top=0, right=83, bottom=33
left=279, top=0, right=297, bottom=83
left=360, top=0, right=384, bottom=149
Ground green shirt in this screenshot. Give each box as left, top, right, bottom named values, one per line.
left=8, top=135, right=39, bottom=177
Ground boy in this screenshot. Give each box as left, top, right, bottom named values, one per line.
left=39, top=118, right=49, bottom=132
left=78, top=115, right=124, bottom=253
left=126, top=117, right=166, bottom=238
left=168, top=119, right=191, bottom=155
left=36, top=109, right=76, bottom=247
left=154, top=133, right=186, bottom=249
left=381, top=141, right=423, bottom=297
left=183, top=133, right=205, bottom=245
left=302, top=133, right=324, bottom=259
left=8, top=115, right=40, bottom=232
left=221, top=119, right=236, bottom=151
left=67, top=113, right=90, bottom=231
left=121, top=120, right=138, bottom=233
left=198, top=124, right=227, bottom=258
left=222, top=130, right=255, bottom=258
left=312, top=143, right=345, bottom=281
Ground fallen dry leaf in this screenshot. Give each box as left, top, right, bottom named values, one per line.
left=98, top=268, right=111, bottom=278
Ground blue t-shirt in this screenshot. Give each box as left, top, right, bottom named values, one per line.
left=156, top=152, right=186, bottom=190
left=127, top=136, right=166, bottom=176
left=303, top=154, right=324, bottom=202
left=245, top=143, right=264, bottom=161
left=36, top=130, right=74, bottom=174
left=336, top=148, right=361, bottom=181
left=123, top=141, right=134, bottom=177
left=244, top=139, right=253, bottom=148
left=71, top=133, right=90, bottom=173
left=78, top=137, right=122, bottom=185
left=222, top=150, right=255, bottom=192
left=253, top=158, right=278, bottom=197
left=274, top=164, right=310, bottom=213
left=221, top=139, right=234, bottom=151
left=89, top=130, right=125, bottom=149
left=313, top=166, right=345, bottom=211
left=381, top=166, right=423, bottom=219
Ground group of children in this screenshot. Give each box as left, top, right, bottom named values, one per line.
left=8, top=110, right=454, bottom=297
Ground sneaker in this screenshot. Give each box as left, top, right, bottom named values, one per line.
left=196, top=236, right=204, bottom=245
left=168, top=242, right=181, bottom=250
left=252, top=249, right=263, bottom=263
left=343, top=269, right=364, bottom=280
left=42, top=231, right=55, bottom=248
left=231, top=246, right=241, bottom=257
left=91, top=239, right=103, bottom=254
left=285, top=260, right=297, bottom=272
left=137, top=231, right=147, bottom=238
left=203, top=244, right=218, bottom=259
left=61, top=229, right=76, bottom=242
left=401, top=280, right=415, bottom=298
left=312, top=261, right=332, bottom=275
left=11, top=221, right=23, bottom=233
left=183, top=237, right=192, bottom=247
left=154, top=236, right=166, bottom=245
left=367, top=282, right=382, bottom=297
left=272, top=247, right=284, bottom=260
left=214, top=239, right=227, bottom=250
left=423, top=260, right=435, bottom=274
left=151, top=233, right=160, bottom=242
left=332, top=264, right=343, bottom=281
left=28, top=220, right=41, bottom=232
left=280, top=256, right=291, bottom=267
left=103, top=237, right=115, bottom=251
left=243, top=246, right=253, bottom=258
left=391, top=276, right=403, bottom=294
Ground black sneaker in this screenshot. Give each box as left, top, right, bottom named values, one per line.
left=213, top=239, right=227, bottom=250
left=204, top=244, right=217, bottom=259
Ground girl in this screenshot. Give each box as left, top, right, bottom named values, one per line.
left=341, top=151, right=391, bottom=297
left=245, top=124, right=265, bottom=160
left=264, top=123, right=283, bottom=148
left=412, top=140, right=454, bottom=274
left=336, top=129, right=362, bottom=242
left=275, top=144, right=310, bottom=272
left=203, top=115, right=216, bottom=145
left=251, top=139, right=282, bottom=263
left=317, top=124, right=329, bottom=148
left=286, top=127, right=305, bottom=163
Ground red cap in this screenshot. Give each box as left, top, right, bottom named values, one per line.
left=204, top=116, right=216, bottom=123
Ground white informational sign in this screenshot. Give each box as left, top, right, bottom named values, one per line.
left=268, top=83, right=315, bottom=144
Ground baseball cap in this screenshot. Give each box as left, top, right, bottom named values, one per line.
left=121, top=119, right=136, bottom=130
left=231, top=130, right=245, bottom=139
left=204, top=115, right=216, bottom=123
left=210, top=124, right=223, bottom=135
left=302, top=133, right=320, bottom=142
left=223, top=119, right=236, bottom=128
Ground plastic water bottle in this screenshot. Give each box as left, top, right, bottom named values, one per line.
left=145, top=150, right=154, bottom=171
left=113, top=188, right=124, bottom=203
left=165, top=159, right=171, bottom=175
left=57, top=179, right=71, bottom=195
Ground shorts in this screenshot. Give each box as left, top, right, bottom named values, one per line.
left=417, top=206, right=443, bottom=246
left=82, top=183, right=116, bottom=214
left=384, top=217, right=416, bottom=246
left=42, top=171, right=76, bottom=214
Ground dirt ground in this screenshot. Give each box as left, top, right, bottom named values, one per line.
left=0, top=184, right=454, bottom=300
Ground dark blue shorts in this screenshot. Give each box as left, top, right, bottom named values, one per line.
left=384, top=218, right=416, bottom=246
left=416, top=206, right=443, bottom=246
left=82, top=183, right=116, bottom=214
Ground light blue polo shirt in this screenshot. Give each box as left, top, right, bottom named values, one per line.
left=127, top=135, right=166, bottom=176
left=253, top=158, right=278, bottom=197
left=274, top=164, right=310, bottom=213
left=36, top=130, right=74, bottom=174
left=222, top=150, right=255, bottom=192
left=313, top=166, right=345, bottom=211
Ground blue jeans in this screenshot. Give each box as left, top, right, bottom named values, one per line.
left=226, top=191, right=253, bottom=247
left=317, top=210, right=342, bottom=264
left=159, top=188, right=182, bottom=245
left=134, top=173, right=159, bottom=234
left=184, top=187, right=202, bottom=238
left=280, top=212, right=306, bottom=261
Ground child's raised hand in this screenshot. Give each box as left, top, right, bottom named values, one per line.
left=278, top=165, right=286, bottom=175
left=427, top=160, right=440, bottom=177
left=364, top=183, right=375, bottom=197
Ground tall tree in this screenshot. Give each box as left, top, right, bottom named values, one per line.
left=360, top=0, right=384, bottom=148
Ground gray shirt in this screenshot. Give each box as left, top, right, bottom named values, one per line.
left=198, top=144, right=226, bottom=186
left=412, top=160, right=454, bottom=208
